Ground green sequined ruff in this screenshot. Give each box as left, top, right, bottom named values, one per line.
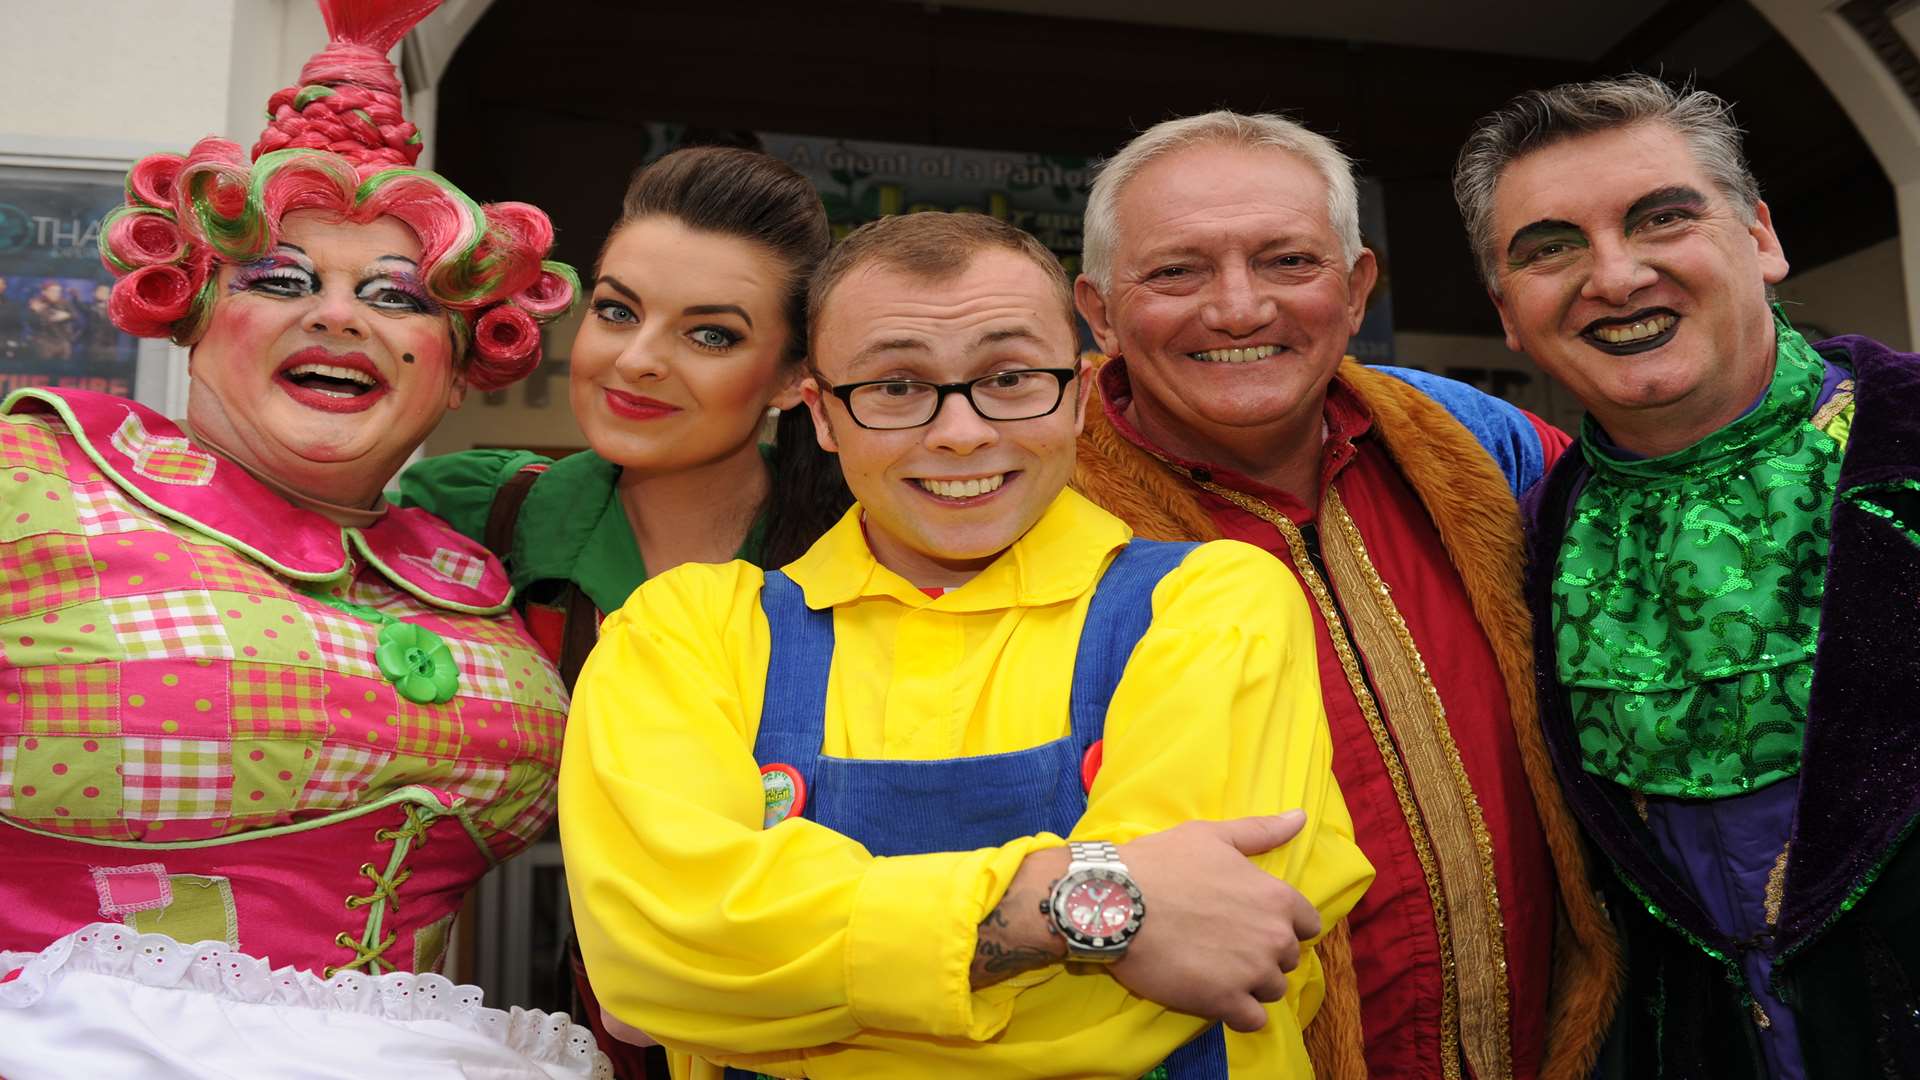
left=1555, top=318, right=1844, bottom=798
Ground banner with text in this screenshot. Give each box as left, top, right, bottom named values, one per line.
left=0, top=165, right=140, bottom=398
left=639, top=125, right=1394, bottom=360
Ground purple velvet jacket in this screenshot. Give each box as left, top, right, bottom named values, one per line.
left=1523, top=335, right=1920, bottom=1078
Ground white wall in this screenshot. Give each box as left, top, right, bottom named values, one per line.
left=4, top=1, right=237, bottom=149
left=1775, top=237, right=1912, bottom=351
left=0, top=1, right=332, bottom=153
left=224, top=2, right=332, bottom=149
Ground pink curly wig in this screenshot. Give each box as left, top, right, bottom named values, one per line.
left=97, top=0, right=575, bottom=390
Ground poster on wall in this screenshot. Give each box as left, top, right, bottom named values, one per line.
left=0, top=165, right=140, bottom=399
left=636, top=125, right=1396, bottom=360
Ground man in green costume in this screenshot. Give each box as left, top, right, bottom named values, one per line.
left=1455, top=73, right=1920, bottom=1077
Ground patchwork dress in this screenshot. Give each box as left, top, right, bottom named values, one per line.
left=0, top=389, right=603, bottom=1078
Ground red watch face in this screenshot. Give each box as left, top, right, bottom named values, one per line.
left=1063, top=878, right=1134, bottom=937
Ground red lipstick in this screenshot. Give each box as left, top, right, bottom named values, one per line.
left=273, top=347, right=388, bottom=414
left=603, top=388, right=681, bottom=420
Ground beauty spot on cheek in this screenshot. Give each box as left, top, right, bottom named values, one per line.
left=403, top=353, right=414, bottom=364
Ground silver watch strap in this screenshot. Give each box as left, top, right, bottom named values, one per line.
left=1069, top=840, right=1123, bottom=867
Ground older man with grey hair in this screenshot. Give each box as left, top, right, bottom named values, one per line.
left=1072, top=109, right=1619, bottom=1080
left=1458, top=73, right=1920, bottom=1079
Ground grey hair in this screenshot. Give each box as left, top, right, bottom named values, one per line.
left=1081, top=110, right=1363, bottom=289
left=1453, top=73, right=1762, bottom=292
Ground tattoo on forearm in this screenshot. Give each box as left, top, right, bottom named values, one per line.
left=970, top=894, right=1056, bottom=987
left=976, top=938, right=1056, bottom=974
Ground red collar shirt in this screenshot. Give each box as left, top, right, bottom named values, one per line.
left=1099, top=362, right=1567, bottom=1079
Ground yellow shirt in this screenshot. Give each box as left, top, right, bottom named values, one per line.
left=560, top=489, right=1373, bottom=1078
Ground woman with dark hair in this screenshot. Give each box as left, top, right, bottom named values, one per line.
left=396, top=146, right=850, bottom=1079
left=398, top=145, right=849, bottom=689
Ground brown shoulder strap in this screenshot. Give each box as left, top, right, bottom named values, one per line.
left=558, top=582, right=599, bottom=692
left=484, top=464, right=544, bottom=561
left=484, top=463, right=600, bottom=692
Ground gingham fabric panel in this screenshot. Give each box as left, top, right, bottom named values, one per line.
left=0, top=413, right=564, bottom=851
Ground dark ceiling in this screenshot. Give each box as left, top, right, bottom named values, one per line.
left=438, top=0, right=1897, bottom=338
left=894, top=0, right=1671, bottom=60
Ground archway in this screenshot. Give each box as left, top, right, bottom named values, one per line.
left=1752, top=0, right=1920, bottom=346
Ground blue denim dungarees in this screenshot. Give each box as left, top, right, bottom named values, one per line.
left=729, top=539, right=1229, bottom=1079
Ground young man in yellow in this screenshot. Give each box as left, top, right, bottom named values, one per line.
left=559, top=212, right=1373, bottom=1079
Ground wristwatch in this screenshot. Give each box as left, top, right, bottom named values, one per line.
left=1040, top=840, right=1147, bottom=962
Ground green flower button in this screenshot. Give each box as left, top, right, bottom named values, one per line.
left=375, top=622, right=460, bottom=705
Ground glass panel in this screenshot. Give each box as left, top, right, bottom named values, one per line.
left=0, top=164, right=146, bottom=403
left=972, top=371, right=1060, bottom=419
left=848, top=381, right=936, bottom=427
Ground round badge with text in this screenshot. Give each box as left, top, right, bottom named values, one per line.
left=761, top=763, right=807, bottom=829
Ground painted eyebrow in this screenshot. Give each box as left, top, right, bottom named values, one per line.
left=1505, top=219, right=1584, bottom=261
left=593, top=275, right=643, bottom=304
left=684, top=303, right=752, bottom=328
left=1505, top=185, right=1713, bottom=260
left=259, top=243, right=315, bottom=268
left=261, top=245, right=414, bottom=268
left=1625, top=185, right=1709, bottom=221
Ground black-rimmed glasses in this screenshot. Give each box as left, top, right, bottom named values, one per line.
left=824, top=368, right=1078, bottom=430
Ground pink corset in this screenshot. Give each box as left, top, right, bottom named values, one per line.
left=0, top=786, right=489, bottom=976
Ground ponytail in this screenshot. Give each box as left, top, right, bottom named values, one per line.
left=760, top=406, right=852, bottom=567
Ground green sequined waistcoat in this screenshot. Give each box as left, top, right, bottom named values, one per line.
left=1554, top=317, right=1851, bottom=798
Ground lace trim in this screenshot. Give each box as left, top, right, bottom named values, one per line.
left=0, top=924, right=609, bottom=1079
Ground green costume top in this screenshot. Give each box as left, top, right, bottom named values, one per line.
left=395, top=448, right=768, bottom=618
left=1554, top=317, right=1856, bottom=799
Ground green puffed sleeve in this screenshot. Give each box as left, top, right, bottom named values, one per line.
left=392, top=448, right=550, bottom=546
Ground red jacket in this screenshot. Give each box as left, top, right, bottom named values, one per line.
left=1074, top=358, right=1617, bottom=1080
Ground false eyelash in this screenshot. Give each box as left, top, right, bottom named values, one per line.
left=230, top=259, right=310, bottom=294
left=374, top=270, right=443, bottom=315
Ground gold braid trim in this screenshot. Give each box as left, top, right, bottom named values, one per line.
left=1195, top=477, right=1467, bottom=1080
left=1341, top=362, right=1619, bottom=1080
left=1764, top=841, right=1792, bottom=929
left=1320, top=490, right=1514, bottom=1080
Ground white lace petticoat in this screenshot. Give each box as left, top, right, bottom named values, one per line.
left=0, top=923, right=613, bottom=1079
